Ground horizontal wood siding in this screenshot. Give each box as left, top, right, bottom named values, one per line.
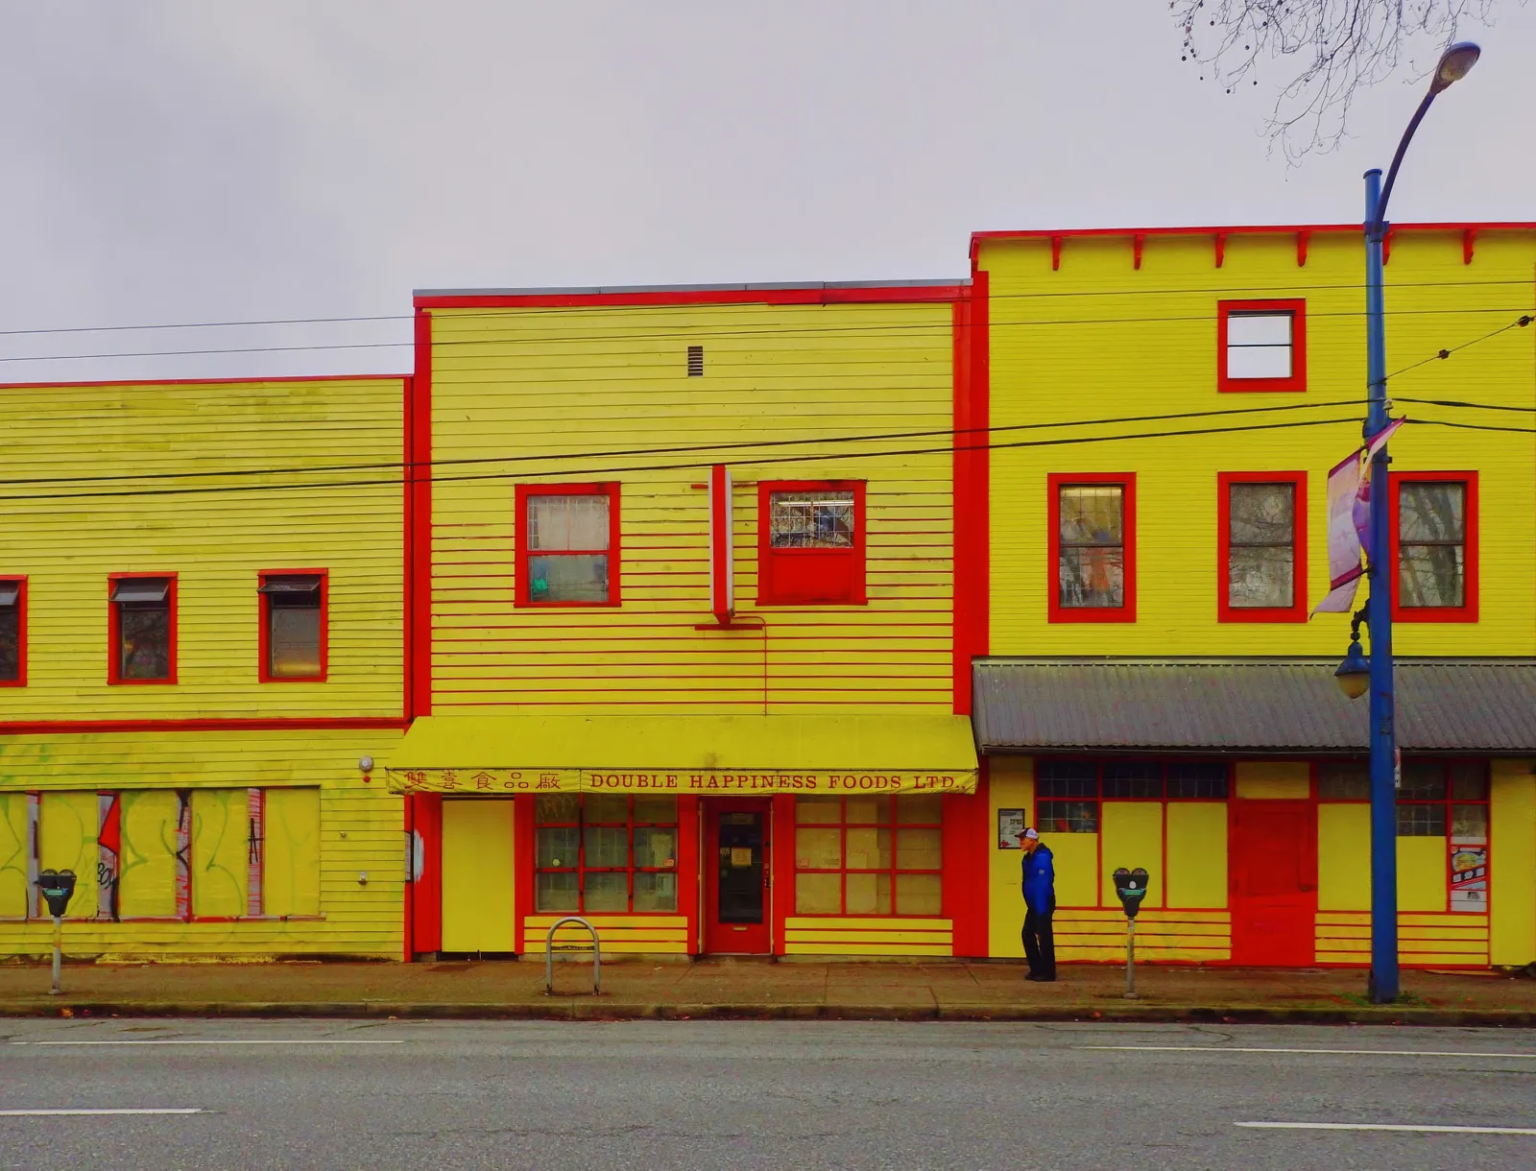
left=1315, top=911, right=1491, bottom=967
left=783, top=915, right=953, bottom=956
left=1054, top=908, right=1231, bottom=962
left=522, top=914, right=690, bottom=955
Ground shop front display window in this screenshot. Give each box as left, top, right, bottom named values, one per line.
left=534, top=794, right=677, bottom=913
left=1035, top=760, right=1229, bottom=833
left=793, top=794, right=942, bottom=916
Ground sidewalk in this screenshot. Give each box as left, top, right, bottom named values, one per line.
left=2, top=958, right=1533, bottom=1024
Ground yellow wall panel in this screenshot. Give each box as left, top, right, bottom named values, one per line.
left=119, top=790, right=180, bottom=919
left=441, top=798, right=515, bottom=953
left=1235, top=762, right=1310, bottom=801
left=0, top=793, right=28, bottom=917
left=1318, top=804, right=1371, bottom=912
left=265, top=787, right=321, bottom=918
left=987, top=757, right=1032, bottom=957
left=1396, top=835, right=1447, bottom=913
left=1045, top=832, right=1099, bottom=909
left=191, top=790, right=248, bottom=918
left=1100, top=802, right=1163, bottom=909
left=1490, top=761, right=1535, bottom=967
left=1165, top=802, right=1227, bottom=909
left=38, top=792, right=97, bottom=919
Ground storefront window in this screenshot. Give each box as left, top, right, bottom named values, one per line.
left=534, top=794, right=677, bottom=913
left=793, top=795, right=942, bottom=916
left=1035, top=760, right=1229, bottom=832
left=1317, top=760, right=1489, bottom=838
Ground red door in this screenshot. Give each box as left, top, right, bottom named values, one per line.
left=1230, top=800, right=1317, bottom=966
left=704, top=799, right=771, bottom=954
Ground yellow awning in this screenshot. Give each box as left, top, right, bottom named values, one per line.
left=385, top=714, right=977, bottom=796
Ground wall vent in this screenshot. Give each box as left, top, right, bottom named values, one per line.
left=687, top=345, right=704, bottom=377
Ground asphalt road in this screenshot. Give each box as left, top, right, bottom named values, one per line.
left=2, top=1018, right=1534, bottom=1169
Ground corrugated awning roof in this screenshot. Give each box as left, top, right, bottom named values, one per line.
left=973, top=658, right=1536, bottom=754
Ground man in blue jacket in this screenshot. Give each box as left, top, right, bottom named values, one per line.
left=1019, top=827, right=1056, bottom=982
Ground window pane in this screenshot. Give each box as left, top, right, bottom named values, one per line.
left=844, top=827, right=890, bottom=870
left=268, top=606, right=322, bottom=677
left=536, top=827, right=578, bottom=868
left=0, top=607, right=17, bottom=682
left=1228, top=545, right=1294, bottom=609
left=844, top=796, right=888, bottom=825
left=1038, top=800, right=1097, bottom=833
left=1059, top=486, right=1123, bottom=545
left=1452, top=804, right=1488, bottom=840
left=633, top=871, right=677, bottom=912
left=528, top=553, right=609, bottom=604
left=1399, top=762, right=1447, bottom=801
left=1398, top=483, right=1465, bottom=543
left=770, top=491, right=856, bottom=549
left=632, top=796, right=677, bottom=824
left=895, top=873, right=942, bottom=916
left=1229, top=482, right=1295, bottom=546
left=1102, top=761, right=1161, bottom=799
left=1226, top=344, right=1293, bottom=379
left=1399, top=545, right=1464, bottom=608
left=633, top=827, right=676, bottom=869
left=796, top=796, right=841, bottom=824
left=1226, top=312, right=1292, bottom=348
left=1317, top=762, right=1370, bottom=800
left=535, top=793, right=580, bottom=823
left=535, top=871, right=579, bottom=912
left=896, top=795, right=944, bottom=825
left=119, top=606, right=171, bottom=680
left=795, top=872, right=841, bottom=914
left=795, top=826, right=842, bottom=870
left=1396, top=804, right=1446, bottom=836
left=1450, top=763, right=1489, bottom=801
left=1058, top=546, right=1125, bottom=608
left=583, top=871, right=628, bottom=912
left=528, top=494, right=609, bottom=552
left=1036, top=762, right=1097, bottom=799
left=1165, top=762, right=1229, bottom=799
left=583, top=825, right=629, bottom=869
left=895, top=828, right=942, bottom=871
left=844, top=871, right=891, bottom=915
left=584, top=794, right=628, bottom=824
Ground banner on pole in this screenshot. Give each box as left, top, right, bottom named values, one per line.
left=1312, top=419, right=1405, bottom=615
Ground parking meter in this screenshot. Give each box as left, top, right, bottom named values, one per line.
left=35, top=870, right=76, bottom=996
left=1112, top=867, right=1150, bottom=919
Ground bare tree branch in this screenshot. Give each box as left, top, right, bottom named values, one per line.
left=1170, top=1, right=1518, bottom=163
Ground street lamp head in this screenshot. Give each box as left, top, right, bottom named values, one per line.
left=1335, top=637, right=1371, bottom=700
left=1430, top=41, right=1481, bottom=93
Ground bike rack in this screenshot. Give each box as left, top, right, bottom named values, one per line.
left=544, top=916, right=601, bottom=996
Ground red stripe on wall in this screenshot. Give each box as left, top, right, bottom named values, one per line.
left=411, top=310, right=435, bottom=718
left=952, top=271, right=989, bottom=714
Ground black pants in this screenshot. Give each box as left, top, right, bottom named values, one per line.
left=1022, top=906, right=1056, bottom=979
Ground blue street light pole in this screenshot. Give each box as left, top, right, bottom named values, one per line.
left=1358, top=41, right=1481, bottom=1005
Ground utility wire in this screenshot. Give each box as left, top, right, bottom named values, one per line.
left=1383, top=314, right=1534, bottom=381
left=1393, top=394, right=1536, bottom=414
left=1418, top=419, right=1536, bottom=436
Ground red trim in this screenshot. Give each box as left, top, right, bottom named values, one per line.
left=513, top=482, right=622, bottom=607
left=1296, top=231, right=1311, bottom=267
left=710, top=464, right=733, bottom=624
left=410, top=793, right=443, bottom=955
left=944, top=774, right=989, bottom=957
left=769, top=794, right=794, bottom=955
left=513, top=794, right=534, bottom=953
left=1050, top=236, right=1063, bottom=271
left=1046, top=472, right=1137, bottom=623
left=416, top=285, right=964, bottom=310
left=1388, top=471, right=1480, bottom=623
left=1132, top=234, right=1145, bottom=270
left=257, top=570, right=329, bottom=682
left=0, top=716, right=405, bottom=734
left=952, top=273, right=990, bottom=715
left=107, top=573, right=177, bottom=685
left=410, top=313, right=433, bottom=718
left=1217, top=299, right=1308, bottom=393
left=0, top=576, right=26, bottom=687
left=0, top=373, right=407, bottom=391
left=1216, top=471, right=1309, bottom=623
left=402, top=794, right=414, bottom=960
left=1463, top=228, right=1477, bottom=265
left=1214, top=233, right=1226, bottom=268
left=1383, top=228, right=1394, bottom=265
left=755, top=480, right=867, bottom=606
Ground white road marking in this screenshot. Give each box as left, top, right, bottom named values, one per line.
left=0, top=1109, right=203, bottom=1117
left=1237, top=1121, right=1536, bottom=1135
left=11, top=1039, right=405, bottom=1047
left=1079, top=1045, right=1536, bottom=1059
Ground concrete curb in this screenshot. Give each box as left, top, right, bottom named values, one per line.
left=1, top=1000, right=1533, bottom=1027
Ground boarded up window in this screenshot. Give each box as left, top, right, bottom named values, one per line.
left=119, top=791, right=181, bottom=919
left=0, top=793, right=30, bottom=917
left=38, top=792, right=98, bottom=919
left=191, top=789, right=248, bottom=918
left=265, top=788, right=321, bottom=917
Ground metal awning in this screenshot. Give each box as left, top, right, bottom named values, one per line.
left=258, top=576, right=322, bottom=595
left=0, top=581, right=18, bottom=607
left=973, top=658, right=1536, bottom=754
left=109, top=578, right=170, bottom=604
left=386, top=714, right=978, bottom=795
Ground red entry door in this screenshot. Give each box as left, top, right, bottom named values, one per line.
left=704, top=799, right=772, bottom=954
left=1230, top=800, right=1317, bottom=966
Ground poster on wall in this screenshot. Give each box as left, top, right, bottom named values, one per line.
left=997, top=808, right=1026, bottom=849
left=1450, top=837, right=1489, bottom=913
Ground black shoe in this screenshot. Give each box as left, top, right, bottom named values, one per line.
left=1025, top=973, right=1044, bottom=982
left=1036, top=975, right=1057, bottom=983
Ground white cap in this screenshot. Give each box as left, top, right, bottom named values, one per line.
left=1018, top=827, right=1039, bottom=840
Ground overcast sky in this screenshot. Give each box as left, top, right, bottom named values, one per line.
left=2, top=1, right=1532, bottom=382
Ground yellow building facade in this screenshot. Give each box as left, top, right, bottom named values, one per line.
left=0, top=375, right=409, bottom=959
left=973, top=224, right=1536, bottom=970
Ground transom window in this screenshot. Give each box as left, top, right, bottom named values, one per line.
left=259, top=573, right=325, bottom=680
left=1050, top=475, right=1135, bottom=621
left=515, top=484, right=619, bottom=606
left=793, top=795, right=942, bottom=916
left=534, top=794, right=677, bottom=913
left=1220, top=474, right=1305, bottom=621
left=1397, top=479, right=1469, bottom=610
left=110, top=576, right=174, bottom=683
left=1218, top=300, right=1307, bottom=392
left=1035, top=760, right=1231, bottom=834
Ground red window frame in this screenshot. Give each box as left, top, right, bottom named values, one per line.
left=1047, top=472, right=1136, bottom=623
left=757, top=479, right=867, bottom=606
left=1217, top=299, right=1307, bottom=393
left=513, top=482, right=622, bottom=608
left=791, top=794, right=944, bottom=918
left=258, top=570, right=329, bottom=683
left=1388, top=471, right=1479, bottom=623
left=0, top=576, right=26, bottom=688
left=107, top=573, right=178, bottom=685
left=1217, top=471, right=1308, bottom=623
left=532, top=794, right=679, bottom=914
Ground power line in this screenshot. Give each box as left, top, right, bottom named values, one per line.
left=1393, top=394, right=1536, bottom=414
left=1418, top=419, right=1536, bottom=436
left=1383, top=314, right=1534, bottom=381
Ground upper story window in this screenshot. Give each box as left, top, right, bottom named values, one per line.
left=1217, top=299, right=1307, bottom=392
left=0, top=578, right=25, bottom=686
left=757, top=480, right=866, bottom=605
left=1048, top=473, right=1136, bottom=622
left=109, top=575, right=176, bottom=684
left=259, top=572, right=326, bottom=681
left=1390, top=472, right=1478, bottom=622
left=515, top=483, right=620, bottom=607
left=1218, top=472, right=1306, bottom=622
